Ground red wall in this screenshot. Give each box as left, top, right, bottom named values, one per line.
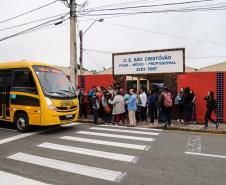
left=177, top=72, right=217, bottom=122
left=79, top=74, right=114, bottom=92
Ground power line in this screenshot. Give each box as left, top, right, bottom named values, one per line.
left=77, top=1, right=226, bottom=20
left=80, top=6, right=226, bottom=17
left=0, top=16, right=68, bottom=42
left=86, top=0, right=165, bottom=10
left=84, top=50, right=104, bottom=69
left=0, top=0, right=59, bottom=24
left=0, top=13, right=68, bottom=32
left=77, top=0, right=226, bottom=18
left=103, top=21, right=226, bottom=47
left=84, top=48, right=226, bottom=60
left=85, top=0, right=217, bottom=12
left=84, top=48, right=112, bottom=54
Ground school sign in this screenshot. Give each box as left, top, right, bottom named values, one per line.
left=113, top=48, right=185, bottom=75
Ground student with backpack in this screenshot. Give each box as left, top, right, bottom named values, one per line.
left=162, top=88, right=173, bottom=128
left=147, top=90, right=157, bottom=123
left=204, top=91, right=219, bottom=129
left=102, top=91, right=112, bottom=124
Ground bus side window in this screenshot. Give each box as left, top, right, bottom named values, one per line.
left=13, top=70, right=37, bottom=93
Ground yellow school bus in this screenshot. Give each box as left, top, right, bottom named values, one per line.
left=0, top=61, right=79, bottom=132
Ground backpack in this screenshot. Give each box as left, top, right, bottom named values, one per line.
left=104, top=104, right=111, bottom=113
left=163, top=92, right=173, bottom=108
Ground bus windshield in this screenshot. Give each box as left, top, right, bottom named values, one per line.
left=33, top=65, right=75, bottom=98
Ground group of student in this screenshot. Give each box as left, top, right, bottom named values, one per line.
left=78, top=85, right=220, bottom=129
left=175, top=87, right=219, bottom=129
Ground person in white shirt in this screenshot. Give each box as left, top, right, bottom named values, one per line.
left=139, top=87, right=147, bottom=123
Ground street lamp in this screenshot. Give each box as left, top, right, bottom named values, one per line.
left=79, top=18, right=104, bottom=77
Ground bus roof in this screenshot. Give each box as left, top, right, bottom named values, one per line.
left=0, top=60, right=58, bottom=69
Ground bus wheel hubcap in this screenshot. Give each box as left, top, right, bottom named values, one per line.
left=17, top=118, right=26, bottom=129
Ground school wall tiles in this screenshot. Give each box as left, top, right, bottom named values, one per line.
left=224, top=73, right=226, bottom=123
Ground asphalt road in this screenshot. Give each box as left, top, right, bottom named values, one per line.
left=0, top=122, right=226, bottom=185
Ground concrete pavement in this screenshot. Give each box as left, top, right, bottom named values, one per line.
left=0, top=122, right=226, bottom=185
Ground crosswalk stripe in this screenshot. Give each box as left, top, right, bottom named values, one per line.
left=100, top=124, right=163, bottom=132
left=0, top=133, right=38, bottom=145
left=61, top=136, right=151, bottom=151
left=7, top=153, right=126, bottom=182
left=90, top=127, right=159, bottom=136
left=185, top=152, right=226, bottom=159
left=77, top=131, right=155, bottom=142
left=0, top=124, right=79, bottom=145
left=0, top=170, right=50, bottom=185
left=38, top=142, right=138, bottom=163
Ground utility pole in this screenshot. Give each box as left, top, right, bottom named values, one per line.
left=69, top=0, right=77, bottom=88
left=79, top=30, right=83, bottom=75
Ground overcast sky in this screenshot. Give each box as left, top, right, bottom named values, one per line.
left=0, top=0, right=226, bottom=71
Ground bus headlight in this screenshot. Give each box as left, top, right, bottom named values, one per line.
left=45, top=97, right=57, bottom=111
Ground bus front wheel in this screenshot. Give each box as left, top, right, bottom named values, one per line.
left=15, top=113, right=30, bottom=132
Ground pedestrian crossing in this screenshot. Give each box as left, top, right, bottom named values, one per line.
left=38, top=142, right=138, bottom=163
left=77, top=131, right=155, bottom=141
left=3, top=124, right=162, bottom=184
left=61, top=136, right=151, bottom=151
left=90, top=127, right=160, bottom=136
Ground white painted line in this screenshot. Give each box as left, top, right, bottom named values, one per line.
left=60, top=122, right=80, bottom=127
left=0, top=133, right=38, bottom=145
left=61, top=136, right=150, bottom=151
left=38, top=142, right=137, bottom=163
left=100, top=124, right=163, bottom=132
left=0, top=170, right=50, bottom=185
left=187, top=135, right=201, bottom=153
left=7, top=153, right=125, bottom=182
left=185, top=152, right=226, bottom=159
left=77, top=131, right=155, bottom=142
left=90, top=127, right=159, bottom=136
left=0, top=123, right=79, bottom=145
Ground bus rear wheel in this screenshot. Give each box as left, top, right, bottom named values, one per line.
left=15, top=113, right=30, bottom=132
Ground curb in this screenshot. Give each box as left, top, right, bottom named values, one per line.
left=78, top=119, right=226, bottom=135
left=161, top=126, right=226, bottom=135
left=78, top=119, right=95, bottom=124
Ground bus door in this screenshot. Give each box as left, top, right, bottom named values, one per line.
left=0, top=70, right=12, bottom=120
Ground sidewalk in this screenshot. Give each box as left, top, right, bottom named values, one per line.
left=78, top=115, right=226, bottom=135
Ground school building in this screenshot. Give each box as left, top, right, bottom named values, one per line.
left=59, top=57, right=226, bottom=124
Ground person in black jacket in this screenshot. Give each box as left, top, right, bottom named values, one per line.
left=204, top=91, right=219, bottom=129
left=147, top=90, right=157, bottom=123
left=182, top=87, right=193, bottom=125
